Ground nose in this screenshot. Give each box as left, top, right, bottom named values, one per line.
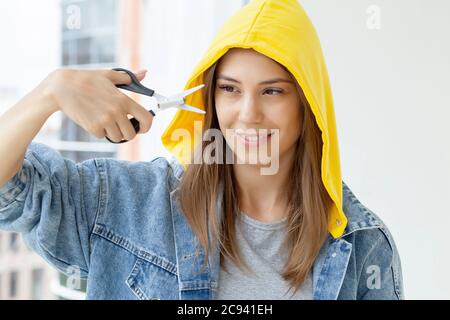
left=238, top=95, right=264, bottom=123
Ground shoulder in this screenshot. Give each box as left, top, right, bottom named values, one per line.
left=90, top=155, right=184, bottom=256
left=94, top=155, right=183, bottom=193
left=23, top=142, right=182, bottom=188
left=341, top=181, right=397, bottom=250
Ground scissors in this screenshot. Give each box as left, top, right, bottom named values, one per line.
left=106, top=67, right=206, bottom=144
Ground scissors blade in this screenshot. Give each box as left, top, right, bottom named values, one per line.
left=152, top=92, right=169, bottom=102
left=181, top=84, right=205, bottom=98
left=167, top=84, right=205, bottom=101
left=175, top=104, right=206, bottom=114
left=155, top=83, right=206, bottom=114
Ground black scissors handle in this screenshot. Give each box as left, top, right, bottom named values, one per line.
left=106, top=68, right=156, bottom=144
left=112, top=68, right=155, bottom=96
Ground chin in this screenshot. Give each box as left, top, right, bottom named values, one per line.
left=231, top=147, right=273, bottom=165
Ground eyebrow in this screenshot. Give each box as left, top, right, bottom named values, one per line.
left=216, top=74, right=294, bottom=85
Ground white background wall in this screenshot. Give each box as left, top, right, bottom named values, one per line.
left=0, top=0, right=61, bottom=133
left=0, top=0, right=60, bottom=107
left=300, top=0, right=450, bottom=299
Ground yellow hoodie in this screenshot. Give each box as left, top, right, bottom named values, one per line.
left=160, top=0, right=347, bottom=238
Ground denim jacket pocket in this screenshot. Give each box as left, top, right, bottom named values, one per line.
left=126, top=257, right=179, bottom=300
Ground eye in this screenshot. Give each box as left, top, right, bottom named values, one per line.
left=218, top=85, right=237, bottom=93
left=264, top=88, right=283, bottom=95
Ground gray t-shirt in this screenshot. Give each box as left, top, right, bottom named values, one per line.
left=216, top=211, right=313, bottom=300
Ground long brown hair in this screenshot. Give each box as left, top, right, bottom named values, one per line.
left=178, top=57, right=334, bottom=295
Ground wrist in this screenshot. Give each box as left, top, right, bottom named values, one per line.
left=39, top=86, right=59, bottom=116
left=33, top=76, right=60, bottom=117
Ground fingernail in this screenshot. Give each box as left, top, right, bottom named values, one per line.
left=135, top=69, right=148, bottom=75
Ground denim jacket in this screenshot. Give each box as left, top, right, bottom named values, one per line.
left=0, top=142, right=404, bottom=300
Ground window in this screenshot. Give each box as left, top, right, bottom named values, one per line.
left=9, top=233, right=19, bottom=252
left=60, top=0, right=119, bottom=162
left=9, top=271, right=18, bottom=298
left=61, top=0, right=118, bottom=66
left=31, top=268, right=44, bottom=300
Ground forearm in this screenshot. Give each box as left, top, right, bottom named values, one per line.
left=0, top=84, right=58, bottom=187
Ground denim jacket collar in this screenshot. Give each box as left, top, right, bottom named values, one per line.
left=169, top=156, right=220, bottom=299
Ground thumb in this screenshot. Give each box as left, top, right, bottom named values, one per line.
left=108, top=69, right=147, bottom=85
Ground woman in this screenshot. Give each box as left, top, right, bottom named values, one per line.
left=0, top=0, right=404, bottom=299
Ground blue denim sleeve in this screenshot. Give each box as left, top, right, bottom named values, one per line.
left=357, top=228, right=405, bottom=300
left=0, top=142, right=102, bottom=277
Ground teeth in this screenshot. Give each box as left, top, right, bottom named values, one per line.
left=235, top=129, right=273, bottom=142
left=239, top=133, right=272, bottom=141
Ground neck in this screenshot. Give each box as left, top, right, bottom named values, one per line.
left=232, top=148, right=296, bottom=222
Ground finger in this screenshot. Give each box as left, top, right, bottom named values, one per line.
left=104, top=122, right=124, bottom=143
left=116, top=114, right=138, bottom=141
left=107, top=69, right=147, bottom=85
left=123, top=97, right=154, bottom=134
left=135, top=70, right=147, bottom=82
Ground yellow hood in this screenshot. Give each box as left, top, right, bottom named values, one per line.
left=161, top=0, right=347, bottom=238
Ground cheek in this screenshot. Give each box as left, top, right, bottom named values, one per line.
left=214, top=99, right=236, bottom=129
left=215, top=106, right=228, bottom=129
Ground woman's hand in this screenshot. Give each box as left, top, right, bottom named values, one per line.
left=43, top=68, right=154, bottom=142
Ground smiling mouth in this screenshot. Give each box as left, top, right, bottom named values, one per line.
left=235, top=129, right=274, bottom=145
left=237, top=132, right=273, bottom=141
left=235, top=129, right=274, bottom=139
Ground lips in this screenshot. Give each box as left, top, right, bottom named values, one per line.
left=235, top=129, right=273, bottom=145
left=237, top=133, right=273, bottom=141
